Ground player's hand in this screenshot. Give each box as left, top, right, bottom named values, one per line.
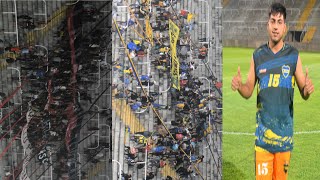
left=231, top=66, right=242, bottom=91
left=304, top=68, right=314, bottom=95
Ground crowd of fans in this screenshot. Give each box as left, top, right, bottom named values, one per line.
left=113, top=0, right=218, bottom=179
left=1, top=2, right=112, bottom=179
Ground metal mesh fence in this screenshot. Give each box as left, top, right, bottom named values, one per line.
left=0, top=1, right=112, bottom=179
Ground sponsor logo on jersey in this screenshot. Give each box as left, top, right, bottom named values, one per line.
left=259, top=68, right=267, bottom=74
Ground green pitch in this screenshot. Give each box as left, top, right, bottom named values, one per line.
left=223, top=47, right=320, bottom=180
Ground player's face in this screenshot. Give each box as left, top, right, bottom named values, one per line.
left=267, top=13, right=286, bottom=44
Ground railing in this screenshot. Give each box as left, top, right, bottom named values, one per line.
left=112, top=159, right=122, bottom=180
left=2, top=0, right=19, bottom=46
left=102, top=46, right=112, bottom=110
left=199, top=76, right=213, bottom=148
left=88, top=105, right=100, bottom=150
left=0, top=64, right=23, bottom=179
left=34, top=45, right=49, bottom=72
left=66, top=0, right=79, bottom=6
left=78, top=153, right=81, bottom=180
left=197, top=0, right=211, bottom=66
left=98, top=149, right=111, bottom=180
left=88, top=61, right=101, bottom=90
left=134, top=143, right=148, bottom=180
left=34, top=0, right=48, bottom=31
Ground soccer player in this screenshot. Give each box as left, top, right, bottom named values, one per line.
left=231, top=3, right=314, bottom=180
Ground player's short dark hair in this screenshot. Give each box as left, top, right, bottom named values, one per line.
left=269, top=2, right=286, bottom=21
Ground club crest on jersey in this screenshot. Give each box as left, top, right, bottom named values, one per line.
left=282, top=65, right=290, bottom=78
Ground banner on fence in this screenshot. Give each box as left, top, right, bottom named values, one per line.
left=169, top=19, right=180, bottom=91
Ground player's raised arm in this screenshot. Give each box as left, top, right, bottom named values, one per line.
left=294, top=55, right=314, bottom=100
left=231, top=57, right=256, bottom=99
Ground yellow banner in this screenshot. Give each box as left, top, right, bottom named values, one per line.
left=169, top=19, right=180, bottom=90
left=145, top=16, right=154, bottom=46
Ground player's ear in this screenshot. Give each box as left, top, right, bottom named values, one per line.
left=284, top=22, right=287, bottom=33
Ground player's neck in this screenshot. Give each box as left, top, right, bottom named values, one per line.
left=268, top=40, right=284, bottom=54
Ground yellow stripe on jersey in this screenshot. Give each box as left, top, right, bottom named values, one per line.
left=255, top=145, right=270, bottom=153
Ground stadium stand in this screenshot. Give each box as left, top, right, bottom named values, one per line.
left=1, top=1, right=112, bottom=179
left=112, top=0, right=222, bottom=179
left=223, top=0, right=320, bottom=52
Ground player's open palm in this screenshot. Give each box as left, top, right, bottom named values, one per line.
left=231, top=66, right=242, bottom=91
left=304, top=68, right=314, bottom=95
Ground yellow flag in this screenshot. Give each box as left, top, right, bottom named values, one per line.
left=169, top=19, right=180, bottom=91
left=187, top=13, right=194, bottom=23
left=145, top=16, right=154, bottom=46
